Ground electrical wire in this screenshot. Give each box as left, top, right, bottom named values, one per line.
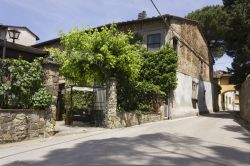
left=150, top=0, right=210, bottom=65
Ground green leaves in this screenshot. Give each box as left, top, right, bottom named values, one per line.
left=32, top=88, right=52, bottom=110
left=49, top=24, right=142, bottom=85
left=186, top=1, right=250, bottom=84
left=186, top=5, right=228, bottom=58
left=49, top=24, right=177, bottom=113
left=0, top=58, right=49, bottom=109
left=117, top=46, right=178, bottom=113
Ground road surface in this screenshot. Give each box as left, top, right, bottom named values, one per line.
left=1, top=111, right=250, bottom=166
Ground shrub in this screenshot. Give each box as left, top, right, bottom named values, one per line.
left=32, top=88, right=52, bottom=109
left=0, top=58, right=51, bottom=109
left=117, top=46, right=178, bottom=113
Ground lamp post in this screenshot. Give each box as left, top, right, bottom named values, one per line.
left=1, top=28, right=21, bottom=59
left=8, top=29, right=21, bottom=43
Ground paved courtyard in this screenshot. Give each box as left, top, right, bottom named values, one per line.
left=1, top=111, right=250, bottom=166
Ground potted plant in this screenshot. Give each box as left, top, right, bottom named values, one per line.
left=63, top=110, right=73, bottom=125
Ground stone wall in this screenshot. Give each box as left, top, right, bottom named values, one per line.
left=104, top=78, right=163, bottom=129
left=0, top=109, right=54, bottom=144
left=43, top=60, right=60, bottom=127
left=108, top=112, right=162, bottom=128
left=240, top=75, right=250, bottom=123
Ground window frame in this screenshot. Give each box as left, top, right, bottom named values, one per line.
left=147, top=33, right=161, bottom=51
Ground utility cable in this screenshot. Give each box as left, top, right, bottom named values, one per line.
left=150, top=0, right=210, bottom=65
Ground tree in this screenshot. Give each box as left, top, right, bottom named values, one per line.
left=186, top=5, right=228, bottom=58
left=49, top=24, right=142, bottom=86
left=187, top=1, right=250, bottom=84
left=50, top=25, right=178, bottom=113
left=223, top=0, right=250, bottom=84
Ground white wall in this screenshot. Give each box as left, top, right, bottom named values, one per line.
left=0, top=27, right=37, bottom=46
left=224, top=91, right=239, bottom=111
left=171, top=72, right=213, bottom=118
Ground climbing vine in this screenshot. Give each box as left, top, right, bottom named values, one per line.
left=0, top=58, right=51, bottom=109
left=117, top=46, right=178, bottom=113
left=49, top=24, right=177, bottom=113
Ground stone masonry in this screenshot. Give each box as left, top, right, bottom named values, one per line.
left=104, top=78, right=120, bottom=128
left=240, top=75, right=250, bottom=123
left=0, top=109, right=54, bottom=144
left=104, top=77, right=163, bottom=129
left=43, top=60, right=60, bottom=128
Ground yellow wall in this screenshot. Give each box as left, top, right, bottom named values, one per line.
left=219, top=76, right=236, bottom=94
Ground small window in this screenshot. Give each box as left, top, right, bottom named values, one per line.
left=173, top=37, right=178, bottom=53
left=200, top=61, right=204, bottom=75
left=147, top=33, right=161, bottom=50
left=192, top=81, right=198, bottom=99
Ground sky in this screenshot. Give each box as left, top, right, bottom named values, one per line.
left=0, top=0, right=229, bottom=71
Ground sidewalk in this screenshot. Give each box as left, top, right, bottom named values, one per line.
left=54, top=121, right=106, bottom=136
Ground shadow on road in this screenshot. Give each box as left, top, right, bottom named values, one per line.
left=201, top=111, right=250, bottom=145
left=222, top=125, right=250, bottom=144
left=200, top=111, right=237, bottom=119
left=4, top=132, right=250, bottom=166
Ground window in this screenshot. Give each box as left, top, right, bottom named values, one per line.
left=173, top=37, right=178, bottom=53
left=147, top=33, right=161, bottom=50
left=200, top=61, right=204, bottom=75
left=192, top=81, right=198, bottom=100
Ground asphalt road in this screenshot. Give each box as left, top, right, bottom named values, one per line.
left=1, top=111, right=250, bottom=166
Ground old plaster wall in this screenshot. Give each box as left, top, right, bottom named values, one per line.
left=169, top=19, right=211, bottom=82
left=240, top=75, right=250, bottom=123
left=118, top=19, right=211, bottom=82
left=169, top=20, right=213, bottom=117
left=172, top=72, right=213, bottom=118
left=118, top=18, right=213, bottom=118
left=0, top=109, right=54, bottom=144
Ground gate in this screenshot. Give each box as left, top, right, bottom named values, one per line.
left=57, top=85, right=106, bottom=126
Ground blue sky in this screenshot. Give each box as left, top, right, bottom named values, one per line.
left=0, top=0, right=229, bottom=71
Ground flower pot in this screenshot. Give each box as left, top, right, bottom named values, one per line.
left=65, top=117, right=73, bottom=125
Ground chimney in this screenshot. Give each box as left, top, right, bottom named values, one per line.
left=138, top=11, right=147, bottom=20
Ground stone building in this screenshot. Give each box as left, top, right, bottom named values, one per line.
left=213, top=71, right=240, bottom=111
left=0, top=25, right=60, bottom=143
left=35, top=14, right=214, bottom=119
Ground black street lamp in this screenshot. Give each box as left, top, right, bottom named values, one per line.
left=8, top=29, right=21, bottom=43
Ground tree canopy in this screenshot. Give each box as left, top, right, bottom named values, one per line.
left=50, top=25, right=178, bottom=113
left=50, top=25, right=142, bottom=86
left=223, top=0, right=250, bottom=83
left=186, top=0, right=250, bottom=84
left=186, top=5, right=228, bottom=58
